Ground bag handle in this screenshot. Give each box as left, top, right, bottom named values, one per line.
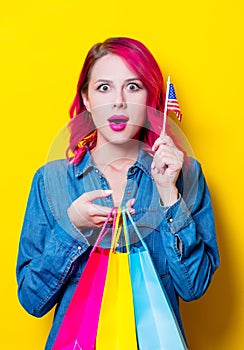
left=111, top=207, right=121, bottom=250
left=111, top=207, right=130, bottom=254
left=122, top=207, right=147, bottom=250
left=121, top=208, right=130, bottom=252
left=91, top=206, right=118, bottom=253
left=96, top=206, right=139, bottom=254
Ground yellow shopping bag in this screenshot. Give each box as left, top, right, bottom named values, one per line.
left=96, top=208, right=137, bottom=349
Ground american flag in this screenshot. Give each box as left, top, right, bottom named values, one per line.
left=167, top=83, right=182, bottom=121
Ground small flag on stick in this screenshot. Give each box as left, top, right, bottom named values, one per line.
left=161, top=76, right=182, bottom=135
left=167, top=83, right=182, bottom=121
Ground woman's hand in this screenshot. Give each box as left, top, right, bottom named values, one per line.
left=67, top=189, right=135, bottom=229
left=67, top=190, right=113, bottom=229
left=151, top=135, right=184, bottom=206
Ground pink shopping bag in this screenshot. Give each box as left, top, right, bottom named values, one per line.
left=53, top=209, right=116, bottom=350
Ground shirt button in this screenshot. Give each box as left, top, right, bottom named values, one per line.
left=95, top=169, right=99, bottom=173
left=127, top=191, right=131, bottom=195
left=130, top=168, right=135, bottom=173
left=77, top=246, right=82, bottom=250
left=169, top=218, right=174, bottom=223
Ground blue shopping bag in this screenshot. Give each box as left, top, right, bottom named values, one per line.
left=123, top=209, right=188, bottom=350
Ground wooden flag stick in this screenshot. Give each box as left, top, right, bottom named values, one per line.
left=161, top=76, right=171, bottom=136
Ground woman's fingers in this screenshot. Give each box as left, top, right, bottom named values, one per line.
left=152, top=135, right=175, bottom=152
left=68, top=188, right=138, bottom=229
left=151, top=135, right=184, bottom=187
left=84, top=189, right=113, bottom=202
left=153, top=145, right=183, bottom=171
left=68, top=189, right=113, bottom=229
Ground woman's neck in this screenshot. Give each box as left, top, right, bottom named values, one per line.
left=91, top=139, right=140, bottom=169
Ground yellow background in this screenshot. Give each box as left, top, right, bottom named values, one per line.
left=1, top=0, right=243, bottom=348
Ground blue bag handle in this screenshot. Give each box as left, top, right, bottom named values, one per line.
left=121, top=207, right=147, bottom=250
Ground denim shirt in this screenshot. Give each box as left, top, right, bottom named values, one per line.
left=16, top=149, right=219, bottom=349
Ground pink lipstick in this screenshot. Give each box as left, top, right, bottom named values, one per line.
left=108, top=115, right=129, bottom=131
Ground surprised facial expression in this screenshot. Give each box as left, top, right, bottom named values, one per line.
left=82, top=54, right=148, bottom=145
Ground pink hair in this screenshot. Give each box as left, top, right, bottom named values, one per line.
left=67, top=37, right=166, bottom=164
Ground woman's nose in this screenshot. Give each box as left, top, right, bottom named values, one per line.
left=113, top=101, right=127, bottom=109
left=113, top=90, right=127, bottom=109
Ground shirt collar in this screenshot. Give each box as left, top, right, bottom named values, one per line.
left=74, top=151, right=95, bottom=178
left=133, top=147, right=153, bottom=178
left=74, top=147, right=153, bottom=178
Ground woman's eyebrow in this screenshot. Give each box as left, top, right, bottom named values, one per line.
left=94, top=77, right=141, bottom=84
left=94, top=79, right=113, bottom=84
left=124, top=77, right=141, bottom=82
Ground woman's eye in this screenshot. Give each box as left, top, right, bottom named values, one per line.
left=127, top=83, right=141, bottom=91
left=97, top=84, right=110, bottom=92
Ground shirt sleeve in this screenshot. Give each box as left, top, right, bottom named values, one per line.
left=16, top=167, right=90, bottom=317
left=160, top=158, right=220, bottom=301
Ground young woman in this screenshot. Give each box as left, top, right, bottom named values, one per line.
left=16, top=37, right=219, bottom=349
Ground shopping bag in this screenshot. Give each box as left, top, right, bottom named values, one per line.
left=53, top=208, right=116, bottom=350
left=96, top=208, right=138, bottom=350
left=125, top=209, right=188, bottom=350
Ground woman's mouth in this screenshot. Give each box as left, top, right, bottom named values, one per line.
left=108, top=115, right=129, bottom=131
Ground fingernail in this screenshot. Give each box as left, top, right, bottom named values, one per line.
left=129, top=208, right=135, bottom=215
left=104, top=190, right=113, bottom=195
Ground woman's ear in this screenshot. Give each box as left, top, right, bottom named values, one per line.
left=81, top=93, right=91, bottom=112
